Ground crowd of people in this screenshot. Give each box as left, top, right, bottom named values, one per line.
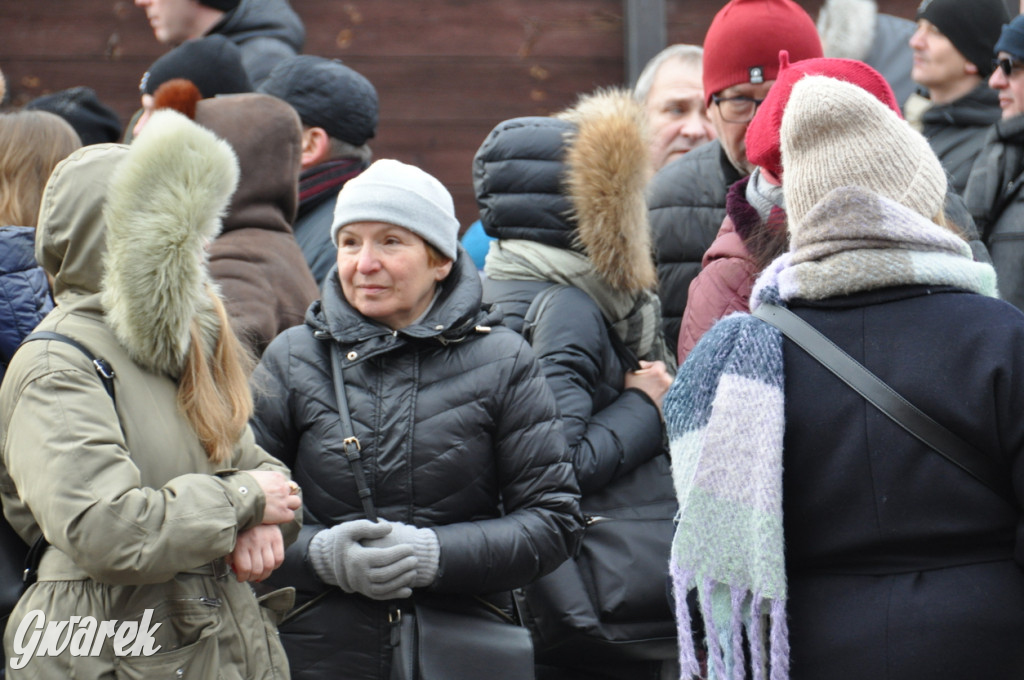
left=3, top=0, right=1024, bottom=678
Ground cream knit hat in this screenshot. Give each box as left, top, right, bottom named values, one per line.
left=781, top=75, right=947, bottom=237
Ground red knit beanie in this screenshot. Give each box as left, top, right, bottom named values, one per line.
left=702, top=0, right=822, bottom=107
left=745, top=51, right=900, bottom=180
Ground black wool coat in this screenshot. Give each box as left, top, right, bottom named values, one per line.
left=782, top=285, right=1024, bottom=679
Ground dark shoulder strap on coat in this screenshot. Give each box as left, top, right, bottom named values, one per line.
left=20, top=331, right=115, bottom=401
left=752, top=303, right=1011, bottom=504
left=12, top=331, right=117, bottom=588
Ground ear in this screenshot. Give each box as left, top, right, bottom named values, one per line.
left=300, top=126, right=331, bottom=169
left=434, top=259, right=454, bottom=281
left=965, top=61, right=979, bottom=75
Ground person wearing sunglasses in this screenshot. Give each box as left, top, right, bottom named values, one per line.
left=909, top=0, right=1009, bottom=195
left=965, top=14, right=1024, bottom=312
left=647, top=0, right=822, bottom=357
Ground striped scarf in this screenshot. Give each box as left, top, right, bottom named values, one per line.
left=664, top=186, right=997, bottom=680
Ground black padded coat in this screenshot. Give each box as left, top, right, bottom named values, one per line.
left=250, top=253, right=583, bottom=680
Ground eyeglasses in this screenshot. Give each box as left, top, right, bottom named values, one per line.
left=993, top=57, right=1024, bottom=77
left=710, top=94, right=765, bottom=123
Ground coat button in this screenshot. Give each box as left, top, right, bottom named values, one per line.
left=347, top=351, right=358, bottom=361
left=239, top=486, right=248, bottom=495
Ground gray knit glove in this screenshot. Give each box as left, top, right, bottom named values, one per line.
left=363, top=521, right=440, bottom=588
left=308, top=520, right=418, bottom=600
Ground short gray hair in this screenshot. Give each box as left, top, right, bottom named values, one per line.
left=634, top=44, right=704, bottom=104
left=327, top=136, right=373, bottom=163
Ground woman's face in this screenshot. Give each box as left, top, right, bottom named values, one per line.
left=336, top=221, right=452, bottom=330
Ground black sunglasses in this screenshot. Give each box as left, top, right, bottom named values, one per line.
left=993, top=57, right=1024, bottom=77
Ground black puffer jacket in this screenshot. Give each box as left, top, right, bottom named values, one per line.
left=965, top=113, right=1024, bottom=311
left=251, top=252, right=582, bottom=680
left=211, top=0, right=305, bottom=86
left=648, top=139, right=744, bottom=354
left=922, top=83, right=1000, bottom=196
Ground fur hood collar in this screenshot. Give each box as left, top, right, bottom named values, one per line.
left=101, top=110, right=239, bottom=376
left=473, top=89, right=655, bottom=293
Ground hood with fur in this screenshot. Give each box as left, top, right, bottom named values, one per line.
left=102, top=109, right=239, bottom=376
left=817, top=0, right=876, bottom=62
left=35, top=110, right=239, bottom=377
left=474, top=89, right=655, bottom=292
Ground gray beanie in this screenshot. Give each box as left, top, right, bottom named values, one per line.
left=331, top=159, right=459, bottom=261
left=782, top=76, right=947, bottom=237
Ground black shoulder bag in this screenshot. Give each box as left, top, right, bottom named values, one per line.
left=752, top=303, right=1012, bottom=504
left=517, top=285, right=678, bottom=662
left=1, top=331, right=115, bottom=626
left=325, top=341, right=535, bottom=680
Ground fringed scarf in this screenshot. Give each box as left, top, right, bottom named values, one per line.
left=664, top=186, right=998, bottom=680
left=485, top=238, right=676, bottom=369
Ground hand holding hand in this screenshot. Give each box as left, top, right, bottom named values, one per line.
left=246, top=470, right=301, bottom=524
left=363, top=521, right=440, bottom=588
left=227, top=524, right=285, bottom=582
left=308, top=520, right=418, bottom=600
left=624, top=360, right=673, bottom=410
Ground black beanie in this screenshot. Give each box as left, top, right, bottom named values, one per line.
left=197, top=0, right=240, bottom=11
left=140, top=35, right=252, bottom=98
left=258, top=55, right=378, bottom=146
left=917, top=0, right=1011, bottom=77
left=25, top=87, right=122, bottom=145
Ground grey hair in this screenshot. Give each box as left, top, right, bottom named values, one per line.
left=327, top=136, right=373, bottom=163
left=633, top=44, right=704, bottom=104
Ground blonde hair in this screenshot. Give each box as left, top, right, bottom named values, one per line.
left=177, top=292, right=255, bottom=464
left=0, top=111, right=81, bottom=226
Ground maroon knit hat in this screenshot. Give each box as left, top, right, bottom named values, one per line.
left=745, top=51, right=900, bottom=180
left=702, top=0, right=822, bottom=107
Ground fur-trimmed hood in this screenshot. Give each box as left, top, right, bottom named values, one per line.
left=474, top=89, right=656, bottom=292
left=35, top=110, right=239, bottom=377
left=817, top=0, right=876, bottom=62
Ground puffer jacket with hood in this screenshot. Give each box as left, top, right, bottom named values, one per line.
left=0, top=111, right=300, bottom=679
left=250, top=248, right=583, bottom=680
left=196, top=93, right=319, bottom=358
left=0, top=226, right=52, bottom=385
left=477, top=91, right=678, bottom=674
left=648, top=139, right=744, bottom=355
left=922, top=83, right=1001, bottom=195
left=210, top=0, right=305, bottom=86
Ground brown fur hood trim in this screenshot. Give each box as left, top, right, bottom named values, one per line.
left=558, top=88, right=656, bottom=292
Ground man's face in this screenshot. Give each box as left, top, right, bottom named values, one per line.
left=707, top=80, right=774, bottom=175
left=134, top=0, right=204, bottom=44
left=910, top=19, right=973, bottom=98
left=990, top=52, right=1024, bottom=120
left=644, top=59, right=716, bottom=171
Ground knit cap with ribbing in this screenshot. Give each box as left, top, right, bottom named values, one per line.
left=781, top=75, right=947, bottom=240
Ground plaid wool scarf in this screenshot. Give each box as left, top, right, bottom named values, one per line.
left=664, top=186, right=997, bottom=680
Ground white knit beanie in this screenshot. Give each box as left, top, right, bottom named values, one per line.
left=330, top=159, right=460, bottom=261
left=781, top=75, right=947, bottom=237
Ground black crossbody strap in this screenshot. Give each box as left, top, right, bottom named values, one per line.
left=15, top=331, right=118, bottom=586
left=326, top=340, right=377, bottom=521
left=21, top=331, right=115, bottom=400
left=752, top=303, right=1007, bottom=500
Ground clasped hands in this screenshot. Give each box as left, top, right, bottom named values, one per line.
left=227, top=470, right=303, bottom=583
left=308, top=519, right=440, bottom=601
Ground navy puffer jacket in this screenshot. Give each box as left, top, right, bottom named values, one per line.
left=0, top=226, right=53, bottom=383
left=251, top=251, right=582, bottom=680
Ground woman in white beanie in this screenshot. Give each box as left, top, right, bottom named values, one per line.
left=249, top=158, right=583, bottom=680
left=664, top=75, right=1024, bottom=679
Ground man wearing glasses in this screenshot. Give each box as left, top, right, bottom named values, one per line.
left=648, top=0, right=822, bottom=356
left=964, top=13, right=1024, bottom=312
left=909, top=0, right=1009, bottom=195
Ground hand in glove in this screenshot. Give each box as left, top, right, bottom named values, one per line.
left=363, top=521, right=440, bottom=588
left=308, top=519, right=418, bottom=600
